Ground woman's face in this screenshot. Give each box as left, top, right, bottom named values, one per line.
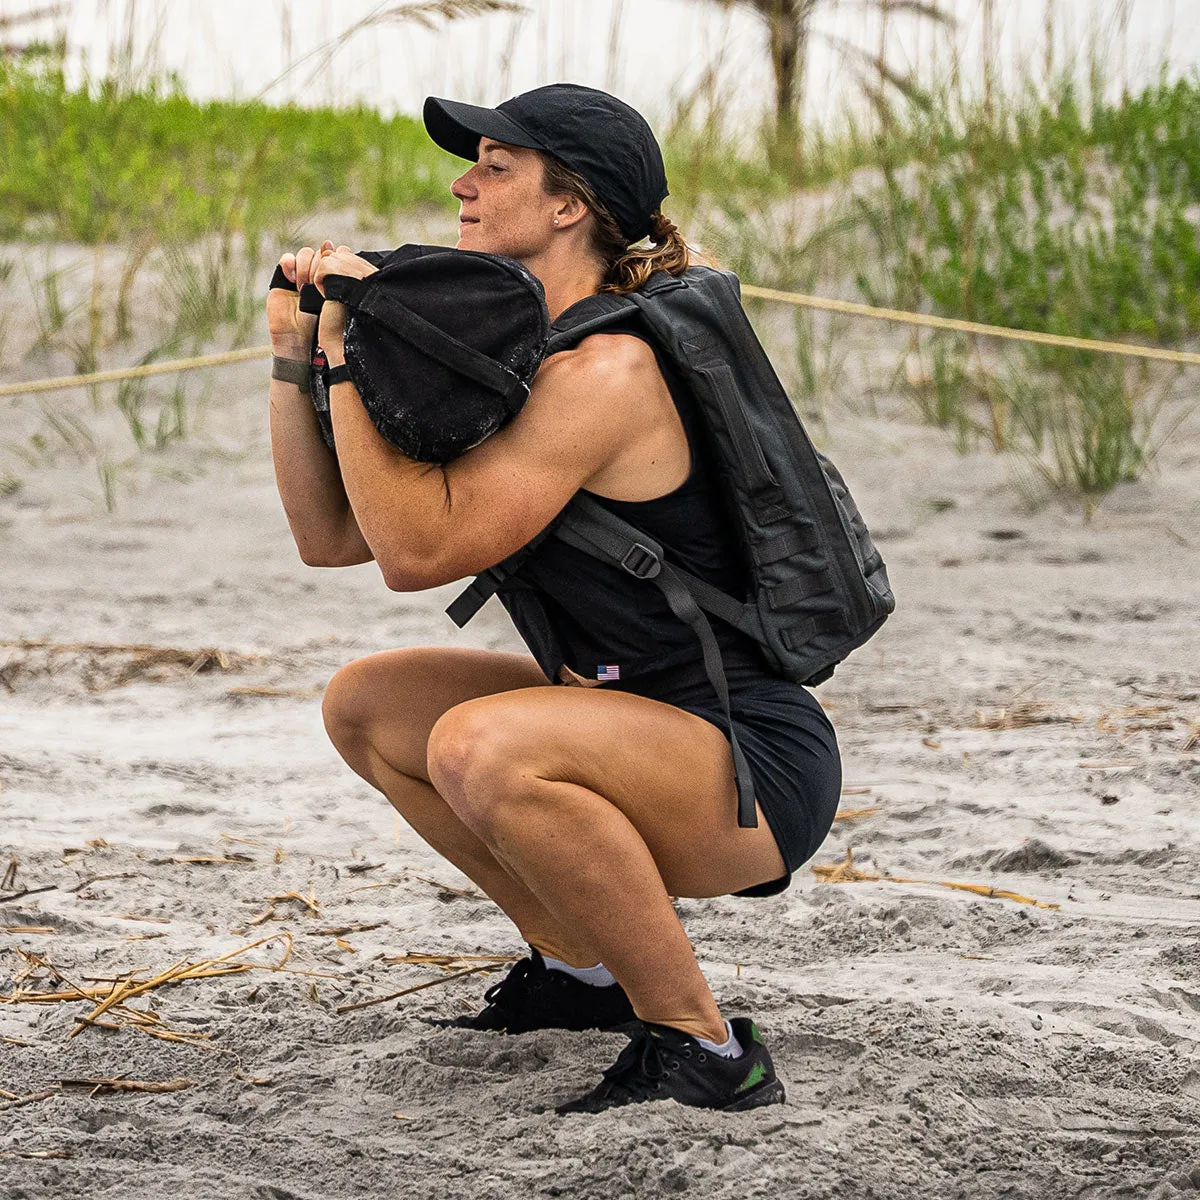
left=451, top=139, right=562, bottom=260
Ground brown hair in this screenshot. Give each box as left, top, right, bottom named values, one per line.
left=539, top=153, right=700, bottom=295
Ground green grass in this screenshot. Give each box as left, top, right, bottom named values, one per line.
left=0, top=60, right=458, bottom=245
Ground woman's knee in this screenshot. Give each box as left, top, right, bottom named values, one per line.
left=321, top=649, right=419, bottom=760
left=322, top=657, right=373, bottom=752
left=426, top=700, right=529, bottom=837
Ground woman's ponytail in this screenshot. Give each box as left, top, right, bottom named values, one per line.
left=602, top=210, right=694, bottom=295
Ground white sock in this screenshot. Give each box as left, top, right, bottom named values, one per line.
left=695, top=1020, right=744, bottom=1059
left=541, top=954, right=617, bottom=988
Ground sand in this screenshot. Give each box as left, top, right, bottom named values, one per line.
left=2, top=270, right=1200, bottom=1199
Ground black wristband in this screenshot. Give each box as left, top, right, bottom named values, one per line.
left=326, top=364, right=353, bottom=388
left=271, top=355, right=311, bottom=393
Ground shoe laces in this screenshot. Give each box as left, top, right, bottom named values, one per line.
left=478, top=956, right=538, bottom=1015
left=600, top=1026, right=698, bottom=1103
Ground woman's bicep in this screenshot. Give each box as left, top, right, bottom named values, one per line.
left=414, top=354, right=630, bottom=587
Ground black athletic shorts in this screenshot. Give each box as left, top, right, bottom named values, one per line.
left=600, top=665, right=842, bottom=898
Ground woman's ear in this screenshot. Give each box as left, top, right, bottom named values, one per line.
left=554, top=194, right=590, bottom=231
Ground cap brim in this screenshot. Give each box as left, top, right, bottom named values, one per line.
left=423, top=97, right=547, bottom=161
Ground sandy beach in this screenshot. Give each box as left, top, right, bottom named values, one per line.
left=2, top=288, right=1200, bottom=1198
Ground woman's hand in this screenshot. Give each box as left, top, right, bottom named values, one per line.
left=313, top=246, right=379, bottom=359
left=268, top=239, right=334, bottom=359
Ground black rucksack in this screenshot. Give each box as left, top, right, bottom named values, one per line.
left=447, top=265, right=895, bottom=828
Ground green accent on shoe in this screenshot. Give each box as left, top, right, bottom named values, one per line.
left=749, top=1021, right=765, bottom=1046
left=736, top=1061, right=768, bottom=1093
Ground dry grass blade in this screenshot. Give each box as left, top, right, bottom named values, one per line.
left=336, top=963, right=496, bottom=1014
left=381, top=952, right=518, bottom=969
left=3, top=936, right=294, bottom=1044
left=0, top=1150, right=70, bottom=1160
left=812, top=848, right=1059, bottom=909
left=0, top=640, right=260, bottom=692
left=307, top=923, right=385, bottom=937
left=1, top=859, right=17, bottom=891
left=258, top=0, right=524, bottom=97
left=269, top=891, right=320, bottom=916
left=0, top=1089, right=59, bottom=1112
left=71, top=873, right=135, bottom=893
left=132, top=1025, right=210, bottom=1045
left=3, top=926, right=56, bottom=934
left=225, top=685, right=322, bottom=699
left=0, top=884, right=56, bottom=903
left=410, top=873, right=483, bottom=901
left=151, top=854, right=254, bottom=866
left=1182, top=724, right=1199, bottom=753
left=60, top=1077, right=194, bottom=1096
left=975, top=701, right=1083, bottom=730
left=834, top=806, right=883, bottom=822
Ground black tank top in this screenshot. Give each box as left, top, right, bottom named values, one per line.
left=512, top=327, right=773, bottom=705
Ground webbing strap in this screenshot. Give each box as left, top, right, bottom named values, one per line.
left=557, top=497, right=762, bottom=639
left=781, top=612, right=845, bottom=651
left=765, top=571, right=834, bottom=610
left=445, top=574, right=500, bottom=628
left=547, top=296, right=639, bottom=355
left=322, top=273, right=528, bottom=411
left=752, top=526, right=821, bottom=565
left=444, top=519, right=562, bottom=628
left=554, top=495, right=759, bottom=828
left=653, top=562, right=760, bottom=829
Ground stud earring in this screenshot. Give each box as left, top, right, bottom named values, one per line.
left=553, top=219, right=560, bottom=226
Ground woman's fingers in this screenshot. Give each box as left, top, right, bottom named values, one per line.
left=279, top=241, right=339, bottom=287
left=296, top=246, right=318, bottom=287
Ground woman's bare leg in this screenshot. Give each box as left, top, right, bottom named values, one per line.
left=322, top=646, right=599, bottom=965
left=426, top=687, right=787, bottom=1045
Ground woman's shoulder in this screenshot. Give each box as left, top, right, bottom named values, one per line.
left=539, top=328, right=660, bottom=389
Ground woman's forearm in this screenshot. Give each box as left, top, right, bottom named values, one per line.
left=268, top=376, right=374, bottom=567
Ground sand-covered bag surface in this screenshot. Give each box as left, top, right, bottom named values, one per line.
left=3, top=333, right=1200, bottom=1198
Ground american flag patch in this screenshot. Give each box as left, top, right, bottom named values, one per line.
left=596, top=664, right=621, bottom=681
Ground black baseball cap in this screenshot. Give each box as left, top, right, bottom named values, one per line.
left=423, top=83, right=669, bottom=244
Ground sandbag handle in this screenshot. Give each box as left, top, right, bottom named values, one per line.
left=322, top=273, right=530, bottom=413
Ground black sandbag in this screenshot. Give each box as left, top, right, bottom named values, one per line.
left=271, top=245, right=549, bottom=462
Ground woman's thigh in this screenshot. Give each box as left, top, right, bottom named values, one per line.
left=427, top=686, right=787, bottom=899
left=322, top=646, right=551, bottom=783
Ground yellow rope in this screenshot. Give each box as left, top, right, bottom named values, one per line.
left=0, top=346, right=272, bottom=399
left=4, top=284, right=1200, bottom=400
left=740, top=284, right=1200, bottom=367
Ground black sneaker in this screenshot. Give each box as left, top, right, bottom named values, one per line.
left=555, top=1017, right=786, bottom=1114
left=432, top=949, right=636, bottom=1034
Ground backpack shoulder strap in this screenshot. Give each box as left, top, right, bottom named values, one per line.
left=444, top=517, right=561, bottom=629
left=554, top=493, right=762, bottom=829
left=547, top=293, right=640, bottom=355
